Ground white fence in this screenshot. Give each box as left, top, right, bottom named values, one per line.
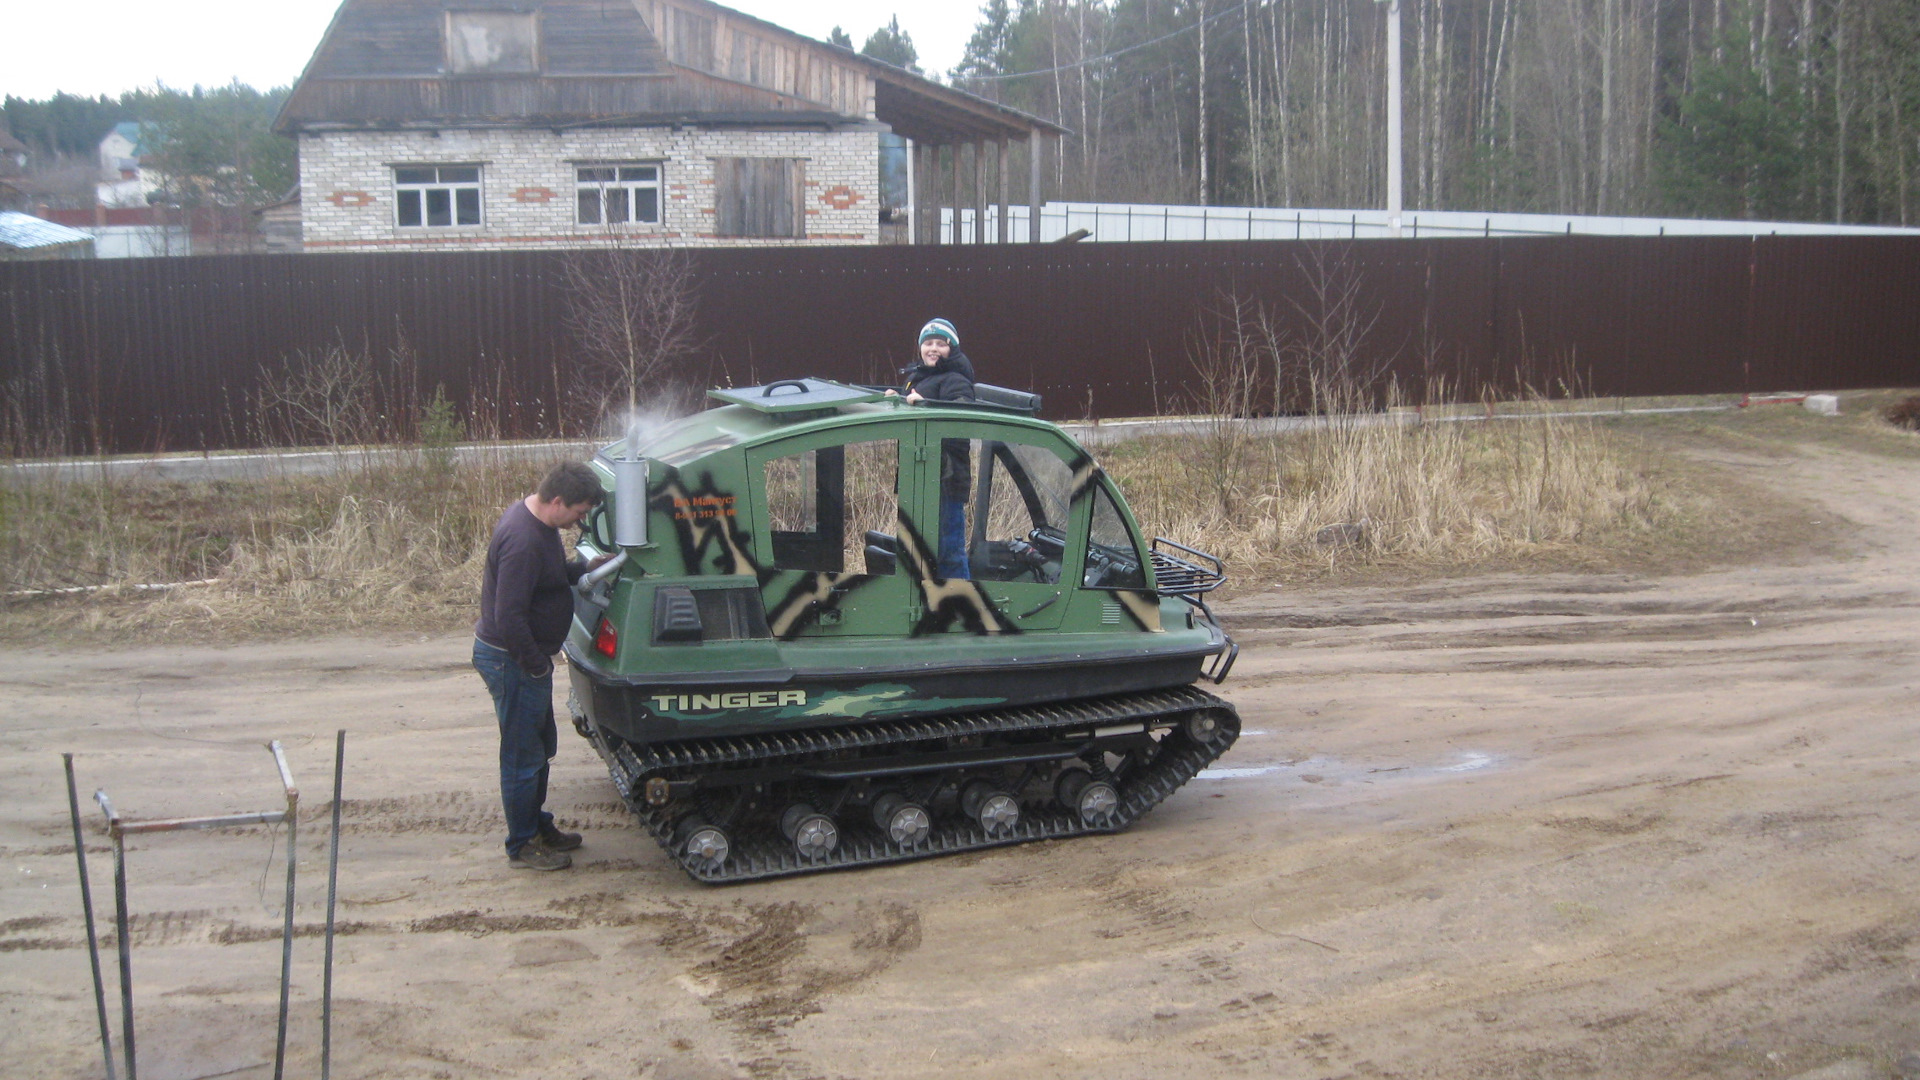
left=937, top=202, right=1920, bottom=244
left=85, top=224, right=193, bottom=258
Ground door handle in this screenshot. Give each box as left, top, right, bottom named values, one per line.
left=1018, top=592, right=1062, bottom=619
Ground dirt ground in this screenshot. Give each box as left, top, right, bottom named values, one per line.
left=3, top=436, right=1917, bottom=1080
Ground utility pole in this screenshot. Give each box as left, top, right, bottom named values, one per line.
left=1382, top=0, right=1403, bottom=237
left=1198, top=0, right=1210, bottom=206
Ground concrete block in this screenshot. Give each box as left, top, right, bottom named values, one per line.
left=1804, top=394, right=1840, bottom=416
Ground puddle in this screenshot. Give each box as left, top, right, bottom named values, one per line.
left=1200, top=765, right=1289, bottom=779
left=1197, top=750, right=1505, bottom=784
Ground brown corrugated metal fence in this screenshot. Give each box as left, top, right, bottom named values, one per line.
left=2, top=236, right=1916, bottom=455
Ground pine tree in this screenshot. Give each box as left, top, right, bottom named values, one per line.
left=955, top=0, right=1017, bottom=80
left=862, top=16, right=922, bottom=74
left=1656, top=19, right=1810, bottom=220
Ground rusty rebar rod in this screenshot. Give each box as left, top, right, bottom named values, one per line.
left=270, top=740, right=298, bottom=1080
left=64, top=755, right=117, bottom=1080
left=117, top=811, right=286, bottom=834
left=321, top=730, right=345, bottom=1080
left=89, top=741, right=304, bottom=1080
left=94, top=790, right=136, bottom=1080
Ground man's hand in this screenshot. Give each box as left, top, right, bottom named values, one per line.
left=587, top=553, right=617, bottom=571
left=883, top=388, right=899, bottom=397
left=523, top=656, right=554, bottom=679
left=905, top=389, right=924, bottom=404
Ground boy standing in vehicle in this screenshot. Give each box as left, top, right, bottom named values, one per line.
left=889, top=319, right=976, bottom=578
left=473, top=462, right=608, bottom=871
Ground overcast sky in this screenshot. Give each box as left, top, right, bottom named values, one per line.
left=5, top=0, right=979, bottom=101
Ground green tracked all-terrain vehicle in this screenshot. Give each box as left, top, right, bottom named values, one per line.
left=565, top=378, right=1240, bottom=882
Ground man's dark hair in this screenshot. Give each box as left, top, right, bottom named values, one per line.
left=538, top=462, right=605, bottom=507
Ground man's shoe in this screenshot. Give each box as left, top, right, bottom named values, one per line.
left=538, top=822, right=583, bottom=852
left=509, top=839, right=571, bottom=871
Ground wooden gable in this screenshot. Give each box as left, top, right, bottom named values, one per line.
left=276, top=0, right=1062, bottom=142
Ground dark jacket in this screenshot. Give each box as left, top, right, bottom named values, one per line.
left=904, top=349, right=977, bottom=499
left=902, top=349, right=976, bottom=403
left=475, top=500, right=587, bottom=674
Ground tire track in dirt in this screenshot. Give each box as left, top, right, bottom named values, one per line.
left=1082, top=862, right=1297, bottom=1068
left=315, top=792, right=633, bottom=835
left=644, top=898, right=924, bottom=1079
left=0, top=889, right=735, bottom=952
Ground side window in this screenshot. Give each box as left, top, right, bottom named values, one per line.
left=577, top=164, right=661, bottom=225
left=1085, top=483, right=1147, bottom=589
left=715, top=158, right=805, bottom=238
left=964, top=440, right=1075, bottom=584
left=394, top=165, right=480, bottom=228
left=762, top=439, right=898, bottom=574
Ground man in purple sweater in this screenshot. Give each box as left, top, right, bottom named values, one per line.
left=473, top=462, right=608, bottom=871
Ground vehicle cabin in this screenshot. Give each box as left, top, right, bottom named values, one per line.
left=578, top=379, right=1175, bottom=660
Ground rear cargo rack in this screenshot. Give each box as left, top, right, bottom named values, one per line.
left=1150, top=536, right=1227, bottom=595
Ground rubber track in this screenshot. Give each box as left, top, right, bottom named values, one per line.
left=580, top=684, right=1239, bottom=883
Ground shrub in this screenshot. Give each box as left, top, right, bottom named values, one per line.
left=1881, top=395, right=1920, bottom=432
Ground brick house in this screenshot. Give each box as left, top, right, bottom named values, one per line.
left=274, top=0, right=1064, bottom=252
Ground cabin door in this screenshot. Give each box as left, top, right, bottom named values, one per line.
left=747, top=430, right=915, bottom=640
left=912, top=424, right=1088, bottom=633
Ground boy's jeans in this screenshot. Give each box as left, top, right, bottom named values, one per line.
left=938, top=498, right=970, bottom=580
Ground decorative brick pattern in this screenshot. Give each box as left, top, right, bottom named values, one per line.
left=818, top=184, right=863, bottom=210
left=299, top=128, right=882, bottom=251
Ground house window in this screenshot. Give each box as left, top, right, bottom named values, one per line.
left=577, top=164, right=661, bottom=225
left=394, top=165, right=481, bottom=228
left=714, top=158, right=805, bottom=239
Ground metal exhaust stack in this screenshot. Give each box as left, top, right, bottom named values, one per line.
left=612, top=457, right=648, bottom=548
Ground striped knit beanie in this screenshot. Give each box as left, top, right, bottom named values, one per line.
left=918, top=318, right=959, bottom=346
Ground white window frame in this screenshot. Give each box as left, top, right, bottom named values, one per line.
left=393, top=165, right=483, bottom=229
left=575, top=163, right=663, bottom=227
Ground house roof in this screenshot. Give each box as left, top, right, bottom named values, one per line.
left=0, top=211, right=94, bottom=251
left=658, top=0, right=1068, bottom=142
left=105, top=121, right=156, bottom=155
left=275, top=0, right=1065, bottom=144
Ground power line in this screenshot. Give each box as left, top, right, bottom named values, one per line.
left=956, top=1, right=1252, bottom=83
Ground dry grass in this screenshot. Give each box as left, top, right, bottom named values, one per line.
left=1102, top=409, right=1695, bottom=588
left=1883, top=395, right=1920, bottom=433
left=0, top=448, right=574, bottom=641
left=6, top=385, right=1894, bottom=639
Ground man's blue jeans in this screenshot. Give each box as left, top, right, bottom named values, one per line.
left=472, top=638, right=557, bottom=857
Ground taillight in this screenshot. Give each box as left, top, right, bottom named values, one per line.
left=594, top=616, right=618, bottom=658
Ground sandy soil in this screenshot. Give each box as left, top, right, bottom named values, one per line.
left=3, top=440, right=1917, bottom=1080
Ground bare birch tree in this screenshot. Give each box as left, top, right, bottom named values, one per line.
left=559, top=246, right=700, bottom=430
